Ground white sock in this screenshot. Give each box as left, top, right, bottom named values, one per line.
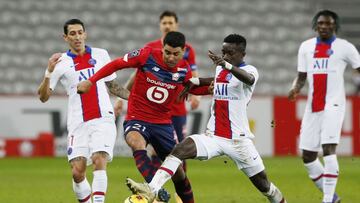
left=149, top=155, right=182, bottom=192
left=92, top=170, right=107, bottom=203
left=304, top=158, right=324, bottom=191
left=262, top=183, right=285, bottom=203
left=73, top=178, right=92, bottom=203
left=323, top=155, right=339, bottom=202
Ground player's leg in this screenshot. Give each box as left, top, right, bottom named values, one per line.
left=127, top=134, right=214, bottom=202
left=228, top=138, right=286, bottom=203
left=321, top=107, right=343, bottom=203
left=89, top=118, right=117, bottom=203
left=299, top=112, right=326, bottom=193
left=91, top=152, right=108, bottom=203
left=70, top=157, right=92, bottom=203
left=150, top=128, right=196, bottom=203
left=172, top=115, right=188, bottom=171
left=68, top=125, right=92, bottom=203
left=124, top=120, right=156, bottom=183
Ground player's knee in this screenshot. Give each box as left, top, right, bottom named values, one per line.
left=125, top=132, right=147, bottom=150
left=171, top=138, right=196, bottom=159
left=302, top=150, right=317, bottom=163
left=91, top=151, right=108, bottom=170
left=71, top=166, right=86, bottom=182
left=322, top=144, right=337, bottom=156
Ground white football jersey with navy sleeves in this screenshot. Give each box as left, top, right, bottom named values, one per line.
left=49, top=46, right=116, bottom=132
left=206, top=63, right=258, bottom=139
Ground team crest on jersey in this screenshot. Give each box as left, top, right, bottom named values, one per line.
left=128, top=49, right=140, bottom=58
left=152, top=66, right=160, bottom=72
left=67, top=147, right=73, bottom=155
left=88, top=58, right=97, bottom=65
left=326, top=49, right=334, bottom=56
left=177, top=67, right=187, bottom=72
left=172, top=73, right=180, bottom=81
left=226, top=73, right=232, bottom=81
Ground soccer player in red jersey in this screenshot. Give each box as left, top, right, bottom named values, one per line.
left=78, top=31, right=209, bottom=203
left=114, top=11, right=200, bottom=174
left=289, top=10, right=360, bottom=203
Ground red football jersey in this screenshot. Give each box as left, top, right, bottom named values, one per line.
left=145, top=39, right=197, bottom=116
left=89, top=47, right=193, bottom=124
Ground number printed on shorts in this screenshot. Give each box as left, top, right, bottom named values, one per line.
left=130, top=123, right=146, bottom=132
left=146, top=86, right=169, bottom=104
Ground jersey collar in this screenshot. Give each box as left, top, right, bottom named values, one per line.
left=66, top=45, right=92, bottom=58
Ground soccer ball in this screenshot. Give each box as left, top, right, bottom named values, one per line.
left=124, top=194, right=148, bottom=203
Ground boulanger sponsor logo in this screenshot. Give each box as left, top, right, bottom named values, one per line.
left=146, top=77, right=176, bottom=89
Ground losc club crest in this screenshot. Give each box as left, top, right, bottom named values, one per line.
left=172, top=72, right=180, bottom=81
left=88, top=58, right=97, bottom=65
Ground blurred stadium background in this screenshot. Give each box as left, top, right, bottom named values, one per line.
left=0, top=0, right=359, bottom=202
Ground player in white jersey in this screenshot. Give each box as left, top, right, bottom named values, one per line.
left=126, top=34, right=286, bottom=203
left=37, top=19, right=129, bottom=203
left=288, top=10, right=360, bottom=203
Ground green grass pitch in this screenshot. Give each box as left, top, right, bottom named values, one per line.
left=0, top=157, right=359, bottom=203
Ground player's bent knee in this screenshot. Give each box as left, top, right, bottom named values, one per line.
left=125, top=131, right=147, bottom=150
left=249, top=171, right=270, bottom=193
left=171, top=138, right=196, bottom=159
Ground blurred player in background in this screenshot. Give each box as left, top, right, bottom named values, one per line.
left=37, top=19, right=129, bottom=203
left=288, top=10, right=360, bottom=203
left=114, top=11, right=200, bottom=173
left=77, top=31, right=209, bottom=203
left=126, top=34, right=287, bottom=203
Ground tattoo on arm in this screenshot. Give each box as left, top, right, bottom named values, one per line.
left=106, top=81, right=130, bottom=100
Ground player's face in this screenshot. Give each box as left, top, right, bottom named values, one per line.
left=162, top=44, right=184, bottom=67
left=315, top=15, right=336, bottom=40
left=159, top=16, right=178, bottom=36
left=221, top=43, right=245, bottom=66
left=63, top=24, right=87, bottom=54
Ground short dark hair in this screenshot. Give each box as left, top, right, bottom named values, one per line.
left=159, top=10, right=178, bottom=22
left=163, top=31, right=185, bottom=48
left=223, top=34, right=247, bottom=52
left=63, top=19, right=85, bottom=35
left=312, top=9, right=340, bottom=33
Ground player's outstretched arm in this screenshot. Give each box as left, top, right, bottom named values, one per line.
left=37, top=53, right=62, bottom=103
left=208, top=50, right=254, bottom=85
left=288, top=72, right=307, bottom=101
left=105, top=80, right=130, bottom=100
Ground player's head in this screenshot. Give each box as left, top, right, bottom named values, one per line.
left=63, top=19, right=87, bottom=54
left=312, top=10, right=339, bottom=40
left=222, top=34, right=246, bottom=65
left=159, top=10, right=179, bottom=37
left=162, top=31, right=185, bottom=67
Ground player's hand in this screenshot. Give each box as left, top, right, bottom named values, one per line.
left=114, top=99, right=124, bottom=117
left=177, top=81, right=196, bottom=103
left=47, top=53, right=62, bottom=73
left=208, top=81, right=214, bottom=94
left=288, top=88, right=299, bottom=101
left=208, top=50, right=226, bottom=67
left=77, top=80, right=93, bottom=94
left=189, top=95, right=200, bottom=110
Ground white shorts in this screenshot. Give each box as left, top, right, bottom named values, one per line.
left=189, top=134, right=264, bottom=177
left=299, top=105, right=345, bottom=152
left=67, top=117, right=117, bottom=165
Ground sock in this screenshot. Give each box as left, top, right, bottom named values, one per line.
left=174, top=176, right=194, bottom=203
left=262, top=183, right=285, bottom=203
left=92, top=170, right=107, bottom=203
left=304, top=158, right=324, bottom=191
left=133, top=150, right=156, bottom=183
left=149, top=155, right=182, bottom=192
left=73, top=178, right=92, bottom=203
left=322, top=155, right=339, bottom=202
left=151, top=155, right=162, bottom=169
